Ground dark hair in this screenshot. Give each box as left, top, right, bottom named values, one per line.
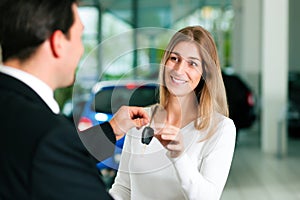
left=0, top=0, right=78, bottom=62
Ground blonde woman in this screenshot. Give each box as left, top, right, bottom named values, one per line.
left=109, top=26, right=236, bottom=200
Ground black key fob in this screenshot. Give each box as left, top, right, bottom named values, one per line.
left=141, top=126, right=154, bottom=145
left=141, top=105, right=158, bottom=145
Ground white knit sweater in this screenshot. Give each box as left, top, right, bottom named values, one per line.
left=109, top=108, right=236, bottom=200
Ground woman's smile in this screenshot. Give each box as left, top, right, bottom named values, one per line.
left=170, top=75, right=187, bottom=85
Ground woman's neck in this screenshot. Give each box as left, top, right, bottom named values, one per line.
left=166, top=94, right=198, bottom=128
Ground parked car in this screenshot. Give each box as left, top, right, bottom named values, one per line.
left=288, top=72, right=300, bottom=138
left=222, top=71, right=256, bottom=136
left=61, top=94, right=89, bottom=125
left=78, top=80, right=159, bottom=131
left=77, top=80, right=159, bottom=188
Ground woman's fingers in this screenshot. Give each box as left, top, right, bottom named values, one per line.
left=153, top=123, right=184, bottom=158
left=166, top=137, right=184, bottom=158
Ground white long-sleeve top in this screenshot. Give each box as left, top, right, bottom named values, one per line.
left=109, top=108, right=236, bottom=200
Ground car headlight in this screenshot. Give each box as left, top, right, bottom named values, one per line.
left=95, top=113, right=109, bottom=122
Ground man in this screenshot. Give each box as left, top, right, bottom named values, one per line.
left=0, top=0, right=149, bottom=199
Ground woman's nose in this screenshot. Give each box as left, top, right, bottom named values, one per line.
left=174, top=60, right=188, bottom=73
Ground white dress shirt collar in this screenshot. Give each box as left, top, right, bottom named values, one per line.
left=0, top=65, right=60, bottom=114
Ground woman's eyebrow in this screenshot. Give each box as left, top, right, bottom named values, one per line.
left=170, top=51, right=180, bottom=56
left=189, top=56, right=201, bottom=61
left=171, top=51, right=201, bottom=61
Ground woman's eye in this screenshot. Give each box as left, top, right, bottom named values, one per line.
left=189, top=61, right=198, bottom=67
left=170, top=56, right=179, bottom=62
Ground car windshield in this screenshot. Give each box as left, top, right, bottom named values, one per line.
left=92, top=85, right=158, bottom=113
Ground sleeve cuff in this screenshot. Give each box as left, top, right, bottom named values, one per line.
left=100, top=122, right=116, bottom=145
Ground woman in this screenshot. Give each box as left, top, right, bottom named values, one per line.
left=109, top=26, right=236, bottom=200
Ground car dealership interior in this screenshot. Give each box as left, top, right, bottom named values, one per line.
left=1, top=0, right=299, bottom=199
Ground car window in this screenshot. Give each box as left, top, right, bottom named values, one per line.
left=92, top=85, right=159, bottom=113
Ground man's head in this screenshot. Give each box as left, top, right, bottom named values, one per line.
left=0, top=0, right=84, bottom=89
left=0, top=0, right=78, bottom=62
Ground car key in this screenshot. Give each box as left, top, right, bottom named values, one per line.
left=141, top=105, right=158, bottom=145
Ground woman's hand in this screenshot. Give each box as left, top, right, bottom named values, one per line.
left=155, top=123, right=184, bottom=158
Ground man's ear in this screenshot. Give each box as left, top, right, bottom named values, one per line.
left=49, top=30, right=65, bottom=58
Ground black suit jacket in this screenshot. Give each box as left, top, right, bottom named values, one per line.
left=0, top=72, right=115, bottom=200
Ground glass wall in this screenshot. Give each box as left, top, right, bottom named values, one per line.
left=76, top=4, right=234, bottom=85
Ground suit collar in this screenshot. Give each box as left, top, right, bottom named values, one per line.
left=0, top=66, right=60, bottom=114
left=0, top=72, right=55, bottom=112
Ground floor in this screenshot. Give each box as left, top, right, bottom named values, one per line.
left=221, top=123, right=300, bottom=200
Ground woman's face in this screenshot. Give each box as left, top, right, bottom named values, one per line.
left=164, top=41, right=202, bottom=98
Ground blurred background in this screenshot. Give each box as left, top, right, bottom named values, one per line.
left=48, top=0, right=300, bottom=199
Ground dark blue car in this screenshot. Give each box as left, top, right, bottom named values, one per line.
left=77, top=80, right=159, bottom=172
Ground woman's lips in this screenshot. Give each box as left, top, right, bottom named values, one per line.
left=171, top=75, right=187, bottom=84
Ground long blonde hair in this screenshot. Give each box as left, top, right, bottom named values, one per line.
left=159, top=26, right=228, bottom=139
